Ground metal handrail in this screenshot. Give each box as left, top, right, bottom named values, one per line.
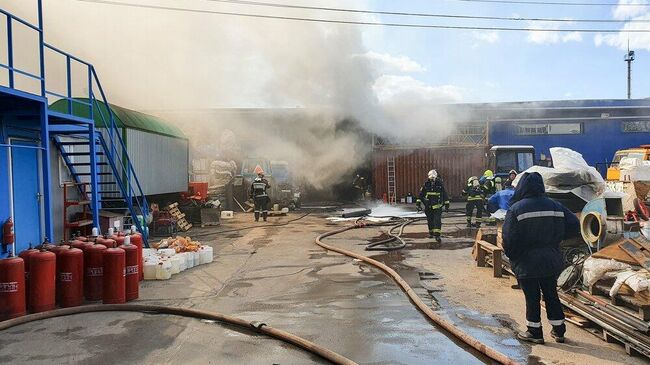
left=0, top=9, right=42, bottom=32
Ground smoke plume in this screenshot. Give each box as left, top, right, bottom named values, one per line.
left=5, top=0, right=468, bottom=188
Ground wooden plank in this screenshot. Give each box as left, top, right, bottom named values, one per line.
left=620, top=240, right=650, bottom=270
left=476, top=243, right=487, bottom=268
left=493, top=249, right=503, bottom=278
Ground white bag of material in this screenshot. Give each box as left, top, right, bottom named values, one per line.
left=582, top=257, right=632, bottom=287
left=610, top=269, right=650, bottom=297
left=619, top=157, right=650, bottom=182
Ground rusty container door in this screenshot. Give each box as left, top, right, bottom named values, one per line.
left=373, top=146, right=488, bottom=201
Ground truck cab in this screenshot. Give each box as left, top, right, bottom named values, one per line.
left=606, top=146, right=650, bottom=181
left=488, top=145, right=536, bottom=178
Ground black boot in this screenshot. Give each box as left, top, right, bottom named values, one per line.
left=466, top=220, right=472, bottom=228
left=517, top=327, right=544, bottom=344
left=254, top=212, right=260, bottom=222
left=551, top=324, right=566, bottom=343
left=435, top=235, right=441, bottom=243
left=262, top=211, right=268, bottom=222
left=428, top=232, right=434, bottom=239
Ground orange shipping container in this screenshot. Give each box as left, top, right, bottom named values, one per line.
left=373, top=146, right=488, bottom=201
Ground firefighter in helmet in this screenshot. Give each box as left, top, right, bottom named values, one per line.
left=463, top=176, right=484, bottom=228
left=250, top=168, right=271, bottom=222
left=480, top=169, right=496, bottom=198
left=417, top=169, right=449, bottom=243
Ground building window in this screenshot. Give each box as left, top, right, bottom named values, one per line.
left=516, top=122, right=582, bottom=136
left=622, top=121, right=650, bottom=133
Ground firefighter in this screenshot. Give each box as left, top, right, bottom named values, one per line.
left=463, top=176, right=484, bottom=228
left=416, top=170, right=449, bottom=242
left=504, top=169, right=518, bottom=189
left=250, top=170, right=271, bottom=222
left=480, top=169, right=496, bottom=197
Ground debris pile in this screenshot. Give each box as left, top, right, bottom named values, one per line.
left=143, top=236, right=213, bottom=280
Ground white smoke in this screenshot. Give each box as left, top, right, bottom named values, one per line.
left=4, top=0, right=470, bottom=188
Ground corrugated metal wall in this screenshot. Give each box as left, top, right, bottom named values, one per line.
left=125, top=129, right=188, bottom=195
left=373, top=146, right=488, bottom=201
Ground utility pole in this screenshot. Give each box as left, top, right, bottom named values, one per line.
left=625, top=40, right=635, bottom=99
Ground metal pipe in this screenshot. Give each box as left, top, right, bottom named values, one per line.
left=575, top=290, right=650, bottom=332
left=0, top=304, right=357, bottom=365
left=316, top=225, right=521, bottom=365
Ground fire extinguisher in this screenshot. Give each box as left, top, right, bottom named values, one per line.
left=2, top=218, right=14, bottom=253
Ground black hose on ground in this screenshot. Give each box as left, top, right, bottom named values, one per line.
left=0, top=304, right=357, bottom=365
left=315, top=224, right=521, bottom=365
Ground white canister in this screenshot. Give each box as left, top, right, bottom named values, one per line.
left=170, top=256, right=181, bottom=274
left=200, top=245, right=214, bottom=264
left=184, top=252, right=194, bottom=268
left=156, top=259, right=173, bottom=280
left=143, top=260, right=158, bottom=280
left=193, top=251, right=201, bottom=266
left=178, top=253, right=187, bottom=271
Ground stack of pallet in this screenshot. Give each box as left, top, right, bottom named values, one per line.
left=168, top=202, right=192, bottom=231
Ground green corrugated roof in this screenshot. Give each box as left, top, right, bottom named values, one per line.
left=49, top=98, right=186, bottom=139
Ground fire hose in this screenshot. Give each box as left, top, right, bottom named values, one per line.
left=0, top=304, right=357, bottom=365
left=315, top=224, right=522, bottom=365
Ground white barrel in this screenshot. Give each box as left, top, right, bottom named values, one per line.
left=143, top=260, right=158, bottom=280
left=156, top=259, right=173, bottom=280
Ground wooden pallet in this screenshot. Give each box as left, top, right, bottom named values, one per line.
left=590, top=281, right=650, bottom=321
left=167, top=203, right=193, bottom=231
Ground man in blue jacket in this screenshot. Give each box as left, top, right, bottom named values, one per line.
left=502, top=172, right=579, bottom=344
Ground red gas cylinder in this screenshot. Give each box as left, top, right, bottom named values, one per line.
left=114, top=235, right=126, bottom=247
left=130, top=232, right=144, bottom=281
left=18, top=247, right=38, bottom=305
left=57, top=248, right=84, bottom=308
left=28, top=250, right=56, bottom=313
left=97, top=237, right=116, bottom=249
left=48, top=244, right=71, bottom=304
left=69, top=240, right=90, bottom=251
left=119, top=241, right=139, bottom=301
left=102, top=248, right=125, bottom=304
left=0, top=255, right=26, bottom=320
left=84, top=243, right=107, bottom=301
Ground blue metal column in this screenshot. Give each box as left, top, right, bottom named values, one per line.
left=37, top=0, right=53, bottom=241
left=89, top=127, right=100, bottom=228
left=40, top=103, right=53, bottom=242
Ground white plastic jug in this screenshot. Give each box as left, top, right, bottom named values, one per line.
left=170, top=256, right=181, bottom=274
left=158, top=248, right=176, bottom=257
left=156, top=259, right=173, bottom=280
left=143, top=260, right=158, bottom=280
left=178, top=253, right=187, bottom=272
left=184, top=252, right=194, bottom=268
left=200, top=245, right=214, bottom=264
left=193, top=251, right=201, bottom=266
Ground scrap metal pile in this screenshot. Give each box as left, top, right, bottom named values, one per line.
left=476, top=148, right=650, bottom=359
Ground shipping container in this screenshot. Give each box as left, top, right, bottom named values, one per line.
left=373, top=146, right=488, bottom=201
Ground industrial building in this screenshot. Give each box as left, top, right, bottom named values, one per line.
left=0, top=5, right=185, bottom=258
left=373, top=99, right=650, bottom=201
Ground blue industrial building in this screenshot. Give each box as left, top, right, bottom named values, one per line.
left=0, top=3, right=148, bottom=258
left=480, top=99, right=650, bottom=171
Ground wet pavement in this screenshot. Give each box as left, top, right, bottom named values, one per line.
left=0, top=207, right=642, bottom=364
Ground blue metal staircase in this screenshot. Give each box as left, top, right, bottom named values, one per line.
left=0, top=2, right=149, bottom=246
left=49, top=67, right=150, bottom=246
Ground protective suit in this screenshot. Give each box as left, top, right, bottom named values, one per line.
left=417, top=170, right=449, bottom=242
left=250, top=171, right=271, bottom=222
left=463, top=176, right=484, bottom=227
